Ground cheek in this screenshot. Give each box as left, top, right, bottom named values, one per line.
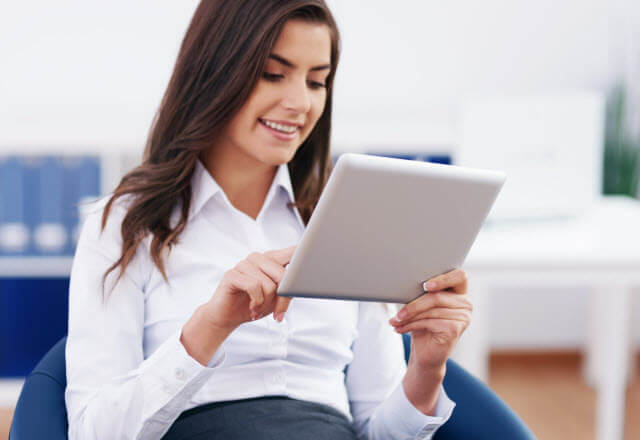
left=309, top=94, right=327, bottom=124
left=225, top=104, right=256, bottom=140
left=232, top=88, right=268, bottom=132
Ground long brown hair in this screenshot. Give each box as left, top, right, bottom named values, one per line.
left=102, top=0, right=340, bottom=287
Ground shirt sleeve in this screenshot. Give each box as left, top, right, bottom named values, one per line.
left=64, top=201, right=225, bottom=440
left=345, top=302, right=456, bottom=440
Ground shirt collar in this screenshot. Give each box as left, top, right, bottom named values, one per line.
left=189, top=159, right=296, bottom=219
left=271, top=160, right=296, bottom=204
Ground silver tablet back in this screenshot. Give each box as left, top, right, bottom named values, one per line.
left=277, top=153, right=505, bottom=304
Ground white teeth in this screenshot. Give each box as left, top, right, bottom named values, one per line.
left=262, top=119, right=298, bottom=133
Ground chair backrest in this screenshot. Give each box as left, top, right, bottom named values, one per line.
left=10, top=335, right=535, bottom=440
left=402, top=335, right=535, bottom=440
left=9, top=337, right=68, bottom=440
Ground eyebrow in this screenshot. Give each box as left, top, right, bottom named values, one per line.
left=268, top=53, right=331, bottom=71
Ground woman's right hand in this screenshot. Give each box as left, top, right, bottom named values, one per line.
left=201, top=246, right=296, bottom=332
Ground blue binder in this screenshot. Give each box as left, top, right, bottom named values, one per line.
left=21, top=157, right=42, bottom=256
left=423, top=154, right=452, bottom=165
left=33, top=156, right=67, bottom=255
left=368, top=152, right=421, bottom=161
left=0, top=157, right=29, bottom=256
left=0, top=278, right=70, bottom=376
left=62, top=156, right=101, bottom=254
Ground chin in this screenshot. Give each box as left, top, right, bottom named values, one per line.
left=264, top=146, right=299, bottom=165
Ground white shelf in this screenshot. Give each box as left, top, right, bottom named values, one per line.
left=0, top=144, right=147, bottom=159
left=0, top=257, right=73, bottom=277
left=0, top=379, right=24, bottom=408
left=331, top=119, right=457, bottom=156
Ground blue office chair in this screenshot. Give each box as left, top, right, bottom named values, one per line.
left=10, top=335, right=535, bottom=439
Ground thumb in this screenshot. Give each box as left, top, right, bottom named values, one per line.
left=272, top=296, right=292, bottom=322
left=265, top=245, right=296, bottom=266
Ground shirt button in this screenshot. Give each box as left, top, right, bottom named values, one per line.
left=271, top=373, right=285, bottom=384
left=163, top=384, right=173, bottom=395
left=174, top=367, right=187, bottom=381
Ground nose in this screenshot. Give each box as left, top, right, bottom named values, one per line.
left=281, top=77, right=311, bottom=114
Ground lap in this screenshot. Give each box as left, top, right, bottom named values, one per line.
left=162, top=396, right=357, bottom=440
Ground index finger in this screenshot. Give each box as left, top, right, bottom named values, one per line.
left=272, top=295, right=292, bottom=322
left=423, top=269, right=467, bottom=293
left=264, top=246, right=297, bottom=266
left=395, top=291, right=471, bottom=323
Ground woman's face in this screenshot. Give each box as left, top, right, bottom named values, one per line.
left=216, top=19, right=332, bottom=167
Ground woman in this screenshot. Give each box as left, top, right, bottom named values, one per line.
left=65, top=1, right=472, bottom=439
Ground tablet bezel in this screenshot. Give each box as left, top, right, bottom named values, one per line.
left=277, top=153, right=505, bottom=304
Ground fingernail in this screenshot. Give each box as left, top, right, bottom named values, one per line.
left=425, top=281, right=437, bottom=291
left=396, top=308, right=408, bottom=321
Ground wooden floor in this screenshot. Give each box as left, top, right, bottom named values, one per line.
left=489, top=351, right=640, bottom=440
left=0, top=407, right=11, bottom=440
left=1, top=352, right=638, bottom=440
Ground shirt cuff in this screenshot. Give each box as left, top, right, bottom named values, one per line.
left=140, top=330, right=226, bottom=398
left=172, top=328, right=227, bottom=370
left=206, top=345, right=226, bottom=368
left=384, top=381, right=456, bottom=439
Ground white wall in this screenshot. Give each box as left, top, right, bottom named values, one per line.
left=2, top=0, right=624, bottom=152
left=327, top=0, right=616, bottom=150
left=1, top=0, right=639, bottom=350
left=0, top=0, right=199, bottom=152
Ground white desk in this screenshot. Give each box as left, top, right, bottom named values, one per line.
left=455, top=195, right=640, bottom=440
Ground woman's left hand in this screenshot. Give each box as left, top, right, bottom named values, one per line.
left=389, top=269, right=472, bottom=372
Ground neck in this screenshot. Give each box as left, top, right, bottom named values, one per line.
left=202, top=148, right=278, bottom=220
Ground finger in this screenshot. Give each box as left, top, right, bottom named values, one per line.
left=264, top=246, right=296, bottom=266
left=235, top=260, right=277, bottom=316
left=226, top=270, right=265, bottom=319
left=236, top=259, right=277, bottom=297
left=247, top=252, right=286, bottom=284
left=390, top=307, right=471, bottom=327
left=272, top=296, right=292, bottom=322
left=424, top=269, right=467, bottom=294
left=396, top=292, right=472, bottom=323
left=393, top=318, right=469, bottom=337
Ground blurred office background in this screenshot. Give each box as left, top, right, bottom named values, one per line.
left=1, top=0, right=640, bottom=439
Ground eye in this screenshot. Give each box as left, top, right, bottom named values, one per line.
left=262, top=72, right=284, bottom=82
left=307, top=80, right=327, bottom=90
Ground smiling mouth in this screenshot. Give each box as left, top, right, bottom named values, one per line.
left=258, top=118, right=301, bottom=134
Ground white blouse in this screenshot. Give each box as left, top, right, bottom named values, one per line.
left=65, top=160, right=455, bottom=439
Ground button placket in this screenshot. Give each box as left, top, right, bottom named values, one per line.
left=418, top=425, right=437, bottom=437
left=281, top=312, right=292, bottom=358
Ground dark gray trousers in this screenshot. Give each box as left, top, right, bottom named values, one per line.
left=162, top=396, right=358, bottom=440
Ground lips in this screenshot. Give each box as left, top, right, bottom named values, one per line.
left=259, top=118, right=302, bottom=134
left=258, top=118, right=303, bottom=142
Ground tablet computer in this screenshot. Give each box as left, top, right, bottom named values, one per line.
left=277, top=153, right=506, bottom=304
